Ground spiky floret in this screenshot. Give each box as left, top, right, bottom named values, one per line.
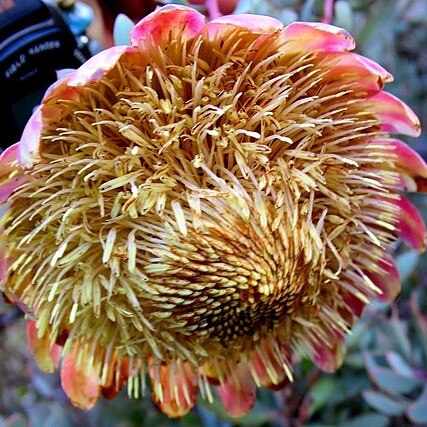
left=0, top=5, right=425, bottom=418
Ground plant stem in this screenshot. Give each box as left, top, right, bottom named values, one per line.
left=321, top=0, right=335, bottom=24
left=205, top=0, right=221, bottom=19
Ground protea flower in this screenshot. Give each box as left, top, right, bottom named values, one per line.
left=1, top=5, right=426, bottom=418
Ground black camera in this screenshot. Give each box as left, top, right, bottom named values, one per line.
left=0, top=0, right=95, bottom=148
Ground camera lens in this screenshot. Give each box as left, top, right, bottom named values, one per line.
left=0, top=0, right=93, bottom=149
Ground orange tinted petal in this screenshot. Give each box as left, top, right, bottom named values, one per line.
left=200, top=361, right=221, bottom=385
left=217, top=366, right=256, bottom=418
left=249, top=340, right=291, bottom=390
left=150, top=361, right=197, bottom=418
left=61, top=348, right=101, bottom=410
left=101, top=357, right=129, bottom=400
left=312, top=335, right=346, bottom=373
left=27, top=320, right=61, bottom=373
left=42, top=75, right=79, bottom=105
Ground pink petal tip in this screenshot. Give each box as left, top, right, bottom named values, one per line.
left=0, top=143, right=19, bottom=177
left=324, top=52, right=393, bottom=94
left=206, top=13, right=283, bottom=37
left=282, top=21, right=355, bottom=53
left=370, top=91, right=421, bottom=137
left=67, top=45, right=133, bottom=87
left=312, top=336, right=346, bottom=373
left=394, top=196, right=427, bottom=252
left=18, top=107, right=43, bottom=169
left=366, top=255, right=400, bottom=303
left=384, top=139, right=427, bottom=179
left=131, top=5, right=205, bottom=47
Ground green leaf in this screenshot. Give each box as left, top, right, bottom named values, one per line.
left=377, top=314, right=412, bottom=360
left=390, top=315, right=412, bottom=360
left=200, top=399, right=277, bottom=426
left=364, top=353, right=422, bottom=395
left=407, top=386, right=427, bottom=424
left=411, top=293, right=427, bottom=361
left=40, top=407, right=73, bottom=427
left=4, top=414, right=28, bottom=427
left=362, top=390, right=407, bottom=416
left=346, top=322, right=367, bottom=350
left=344, top=352, right=365, bottom=369
left=385, top=352, right=416, bottom=378
left=357, top=0, right=397, bottom=44
left=327, top=375, right=370, bottom=406
left=341, top=413, right=389, bottom=427
left=395, top=250, right=420, bottom=283
left=180, top=412, right=204, bottom=427
left=309, top=377, right=336, bottom=414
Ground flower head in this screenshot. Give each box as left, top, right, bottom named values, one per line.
left=1, top=5, right=426, bottom=417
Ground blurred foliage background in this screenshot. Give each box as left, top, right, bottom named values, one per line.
left=1, top=0, right=427, bottom=426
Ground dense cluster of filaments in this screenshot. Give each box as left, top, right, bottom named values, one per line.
left=5, top=29, right=400, bottom=385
